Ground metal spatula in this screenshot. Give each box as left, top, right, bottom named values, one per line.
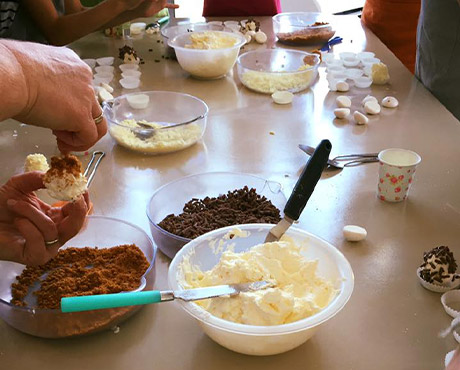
left=265, top=140, right=332, bottom=243
left=61, top=281, right=273, bottom=313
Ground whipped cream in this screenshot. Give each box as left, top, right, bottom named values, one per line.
left=181, top=237, right=337, bottom=326
left=43, top=155, right=87, bottom=201
left=24, top=153, right=49, bottom=172
left=185, top=31, right=238, bottom=50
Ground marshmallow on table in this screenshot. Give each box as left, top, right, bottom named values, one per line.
left=343, top=225, right=367, bottom=242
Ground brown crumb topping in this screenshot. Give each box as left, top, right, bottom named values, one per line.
left=44, top=154, right=82, bottom=179
left=11, top=244, right=150, bottom=309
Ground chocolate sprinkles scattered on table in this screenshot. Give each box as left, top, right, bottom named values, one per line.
left=158, top=186, right=281, bottom=239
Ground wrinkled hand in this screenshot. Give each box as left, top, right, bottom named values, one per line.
left=0, top=172, right=89, bottom=266
left=4, top=40, right=107, bottom=153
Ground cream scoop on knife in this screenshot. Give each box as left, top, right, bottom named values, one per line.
left=265, top=139, right=332, bottom=243
left=61, top=281, right=273, bottom=313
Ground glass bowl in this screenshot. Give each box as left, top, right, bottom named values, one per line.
left=273, top=12, right=336, bottom=46
left=0, top=216, right=156, bottom=338
left=168, top=224, right=354, bottom=356
left=146, top=172, right=287, bottom=259
left=237, top=49, right=320, bottom=94
left=161, top=22, right=232, bottom=59
left=168, top=31, right=246, bottom=80
left=104, top=91, right=208, bottom=155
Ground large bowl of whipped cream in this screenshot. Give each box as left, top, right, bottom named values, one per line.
left=168, top=224, right=354, bottom=356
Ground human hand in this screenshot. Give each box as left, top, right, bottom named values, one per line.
left=447, top=346, right=460, bottom=370
left=0, top=172, right=89, bottom=266
left=127, top=0, right=179, bottom=17
left=3, top=40, right=107, bottom=153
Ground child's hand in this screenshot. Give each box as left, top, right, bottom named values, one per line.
left=128, top=0, right=179, bottom=17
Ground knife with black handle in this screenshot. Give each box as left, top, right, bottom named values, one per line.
left=265, top=139, right=332, bottom=242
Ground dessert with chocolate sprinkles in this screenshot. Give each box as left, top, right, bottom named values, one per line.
left=158, top=186, right=281, bottom=239
left=419, top=246, right=459, bottom=285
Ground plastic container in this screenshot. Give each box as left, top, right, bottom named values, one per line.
left=82, top=58, right=96, bottom=69
left=237, top=49, right=320, bottom=94
left=96, top=56, right=114, bottom=66
left=168, top=224, right=354, bottom=355
left=273, top=12, right=336, bottom=46
left=354, top=76, right=373, bottom=88
left=95, top=65, right=115, bottom=74
left=104, top=90, right=208, bottom=155
left=119, top=77, right=140, bottom=89
left=0, top=216, right=156, bottom=338
left=168, top=31, right=246, bottom=79
left=119, top=63, right=140, bottom=72
left=130, top=22, right=146, bottom=35
left=94, top=72, right=114, bottom=84
left=146, top=172, right=287, bottom=258
left=121, top=70, right=142, bottom=78
left=161, top=22, right=233, bottom=59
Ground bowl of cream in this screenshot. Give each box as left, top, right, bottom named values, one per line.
left=168, top=31, right=246, bottom=79
left=168, top=224, right=354, bottom=356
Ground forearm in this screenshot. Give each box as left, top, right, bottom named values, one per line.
left=0, top=40, right=28, bottom=121
left=29, top=0, right=127, bottom=46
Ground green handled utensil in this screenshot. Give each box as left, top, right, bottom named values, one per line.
left=61, top=281, right=273, bottom=313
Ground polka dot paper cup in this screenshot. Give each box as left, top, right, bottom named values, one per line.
left=377, top=148, right=421, bottom=202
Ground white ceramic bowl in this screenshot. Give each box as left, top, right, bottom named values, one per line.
left=168, top=224, right=354, bottom=356
left=168, top=31, right=246, bottom=79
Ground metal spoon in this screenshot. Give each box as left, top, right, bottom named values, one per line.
left=134, top=115, right=205, bottom=140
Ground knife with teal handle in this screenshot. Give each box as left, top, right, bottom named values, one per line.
left=61, top=281, right=273, bottom=313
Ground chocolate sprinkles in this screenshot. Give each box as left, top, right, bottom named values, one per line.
left=158, top=186, right=281, bottom=239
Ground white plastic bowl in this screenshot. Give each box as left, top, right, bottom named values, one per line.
left=121, top=70, right=142, bottom=78
left=119, top=63, right=140, bottom=72
left=168, top=224, right=354, bottom=356
left=355, top=76, right=373, bottom=88
left=130, top=22, right=146, bottom=35
left=96, top=56, right=114, bottom=66
left=168, top=31, right=246, bottom=79
left=120, top=77, right=140, bottom=89
left=93, top=72, right=113, bottom=84
left=95, top=65, right=115, bottom=74
left=82, top=58, right=96, bottom=69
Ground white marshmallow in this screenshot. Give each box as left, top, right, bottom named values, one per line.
left=364, top=101, right=381, bottom=115
left=362, top=95, right=378, bottom=106
left=254, top=30, right=267, bottom=44
left=353, top=111, right=369, bottom=125
left=126, top=94, right=150, bottom=109
left=343, top=225, right=367, bottom=242
left=336, top=95, right=352, bottom=108
left=334, top=108, right=350, bottom=119
left=100, top=83, right=113, bottom=93
left=98, top=88, right=114, bottom=103
left=271, top=91, right=293, bottom=105
left=382, top=96, right=399, bottom=108
left=336, top=81, right=349, bottom=92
